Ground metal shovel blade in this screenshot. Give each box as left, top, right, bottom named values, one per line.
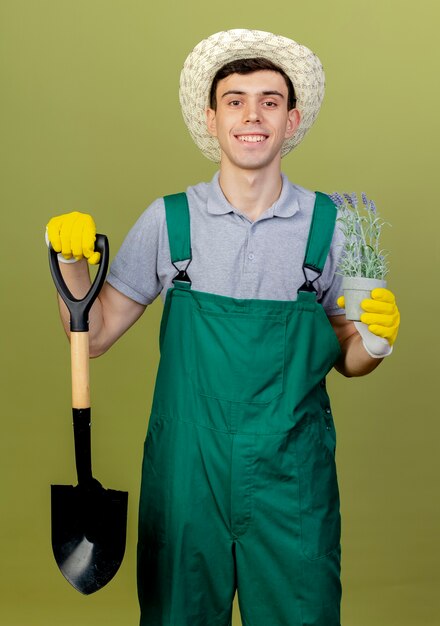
left=51, top=480, right=128, bottom=595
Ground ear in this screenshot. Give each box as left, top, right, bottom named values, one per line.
left=285, top=108, right=301, bottom=139
left=206, top=108, right=217, bottom=137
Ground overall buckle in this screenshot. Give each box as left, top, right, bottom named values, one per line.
left=172, top=259, right=192, bottom=285
left=298, top=264, right=322, bottom=294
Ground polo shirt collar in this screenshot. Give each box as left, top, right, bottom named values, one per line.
left=207, top=171, right=300, bottom=219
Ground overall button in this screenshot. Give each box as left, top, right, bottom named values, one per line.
left=248, top=253, right=254, bottom=260
left=324, top=407, right=332, bottom=429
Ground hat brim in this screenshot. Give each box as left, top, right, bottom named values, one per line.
left=179, top=29, right=325, bottom=162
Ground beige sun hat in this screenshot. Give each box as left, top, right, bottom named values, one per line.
left=179, top=29, right=326, bottom=162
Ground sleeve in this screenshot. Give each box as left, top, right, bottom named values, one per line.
left=106, top=198, right=164, bottom=306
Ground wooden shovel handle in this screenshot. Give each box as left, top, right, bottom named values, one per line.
left=71, top=332, right=90, bottom=409
left=49, top=234, right=109, bottom=409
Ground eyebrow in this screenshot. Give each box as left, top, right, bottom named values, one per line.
left=221, top=90, right=285, bottom=99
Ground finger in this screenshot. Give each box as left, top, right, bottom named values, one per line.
left=361, top=298, right=395, bottom=315
left=47, top=216, right=63, bottom=253
left=71, top=217, right=85, bottom=260
left=87, top=250, right=101, bottom=265
left=337, top=295, right=345, bottom=308
left=60, top=212, right=79, bottom=259
left=360, top=312, right=396, bottom=327
left=82, top=214, right=96, bottom=259
left=367, top=324, right=394, bottom=340
left=371, top=288, right=396, bottom=304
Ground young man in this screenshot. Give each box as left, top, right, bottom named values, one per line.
left=47, top=30, right=400, bottom=626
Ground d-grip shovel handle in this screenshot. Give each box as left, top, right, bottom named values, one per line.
left=49, top=235, right=109, bottom=486
left=48, top=234, right=109, bottom=333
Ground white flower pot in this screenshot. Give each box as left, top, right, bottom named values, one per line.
left=342, top=276, right=387, bottom=321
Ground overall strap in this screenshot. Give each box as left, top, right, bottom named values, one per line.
left=163, top=192, right=192, bottom=284
left=299, top=191, right=337, bottom=293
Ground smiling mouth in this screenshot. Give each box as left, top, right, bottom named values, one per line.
left=235, top=134, right=269, bottom=143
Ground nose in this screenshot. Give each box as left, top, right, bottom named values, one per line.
left=243, top=101, right=261, bottom=123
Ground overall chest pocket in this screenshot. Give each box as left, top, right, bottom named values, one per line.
left=192, top=308, right=286, bottom=404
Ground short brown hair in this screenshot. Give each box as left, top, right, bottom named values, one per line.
left=209, top=58, right=297, bottom=110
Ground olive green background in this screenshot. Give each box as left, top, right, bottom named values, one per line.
left=1, top=0, right=438, bottom=624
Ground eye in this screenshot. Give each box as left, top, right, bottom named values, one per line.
left=228, top=100, right=242, bottom=107
left=263, top=101, right=278, bottom=108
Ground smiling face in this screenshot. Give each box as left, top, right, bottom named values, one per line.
left=206, top=70, right=301, bottom=173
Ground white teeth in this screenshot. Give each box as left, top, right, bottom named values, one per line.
left=237, top=135, right=267, bottom=143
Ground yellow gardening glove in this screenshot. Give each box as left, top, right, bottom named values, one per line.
left=337, top=288, right=400, bottom=357
left=359, top=288, right=400, bottom=345
left=46, top=211, right=100, bottom=265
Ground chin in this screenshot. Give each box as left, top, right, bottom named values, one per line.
left=231, top=155, right=279, bottom=171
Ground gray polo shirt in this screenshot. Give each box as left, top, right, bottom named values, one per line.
left=107, top=172, right=345, bottom=316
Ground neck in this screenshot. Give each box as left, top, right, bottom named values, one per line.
left=218, top=160, right=283, bottom=221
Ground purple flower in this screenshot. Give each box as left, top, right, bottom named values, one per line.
left=343, top=192, right=358, bottom=208
left=362, top=192, right=368, bottom=206
left=329, top=192, right=345, bottom=207
left=369, top=199, right=377, bottom=213
left=343, top=193, right=354, bottom=207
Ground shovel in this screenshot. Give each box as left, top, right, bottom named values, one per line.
left=49, top=235, right=128, bottom=595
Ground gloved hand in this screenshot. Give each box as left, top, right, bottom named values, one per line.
left=337, top=288, right=400, bottom=358
left=46, top=212, right=100, bottom=265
